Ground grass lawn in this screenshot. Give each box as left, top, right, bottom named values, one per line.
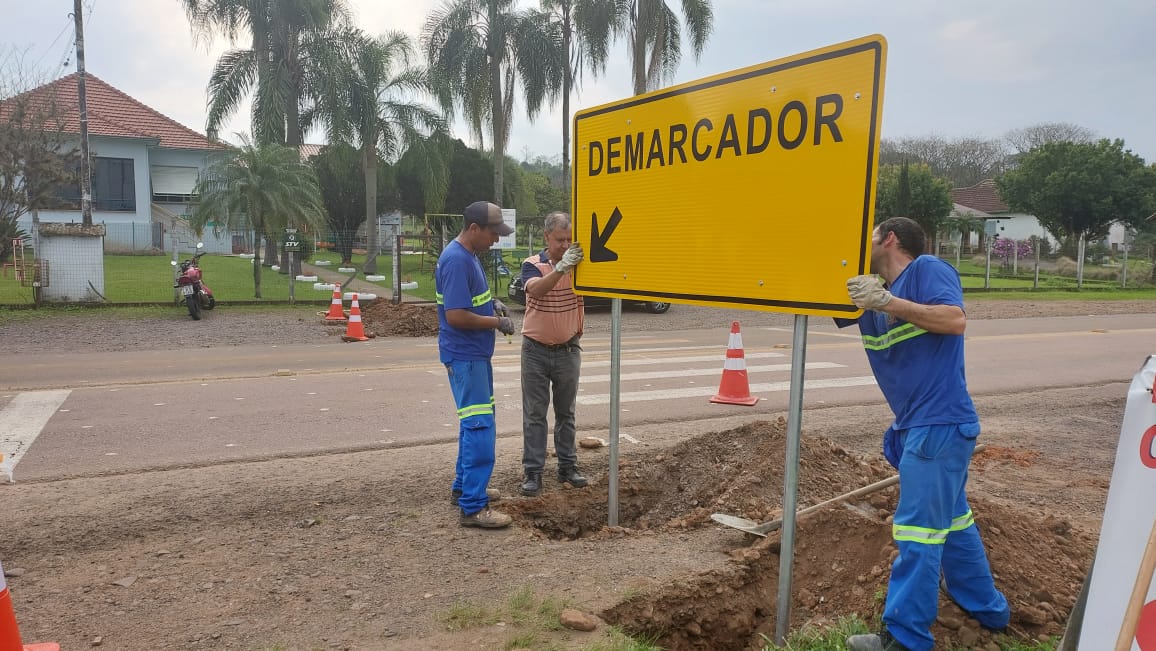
left=0, top=248, right=532, bottom=306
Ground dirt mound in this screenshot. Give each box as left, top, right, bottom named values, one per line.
left=359, top=299, right=439, bottom=337
left=503, top=419, right=1094, bottom=650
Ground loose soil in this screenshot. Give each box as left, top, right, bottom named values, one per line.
left=1, top=299, right=1147, bottom=650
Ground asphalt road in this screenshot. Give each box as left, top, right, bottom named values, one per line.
left=3, top=313, right=1155, bottom=482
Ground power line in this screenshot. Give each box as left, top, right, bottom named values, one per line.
left=33, top=18, right=74, bottom=69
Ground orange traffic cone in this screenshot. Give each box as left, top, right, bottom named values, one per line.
left=1, top=561, right=59, bottom=651
left=710, top=321, right=759, bottom=406
left=323, top=283, right=347, bottom=322
left=342, top=293, right=369, bottom=342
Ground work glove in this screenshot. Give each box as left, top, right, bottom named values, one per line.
left=496, top=316, right=516, bottom=336
left=492, top=299, right=509, bottom=317
left=847, top=274, right=893, bottom=310
left=554, top=244, right=584, bottom=275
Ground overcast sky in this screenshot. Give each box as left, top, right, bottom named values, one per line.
left=3, top=0, right=1154, bottom=167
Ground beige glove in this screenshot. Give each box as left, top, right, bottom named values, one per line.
left=554, top=244, right=584, bottom=275
left=847, top=275, right=893, bottom=310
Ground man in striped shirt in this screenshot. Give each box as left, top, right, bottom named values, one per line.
left=519, top=211, right=587, bottom=496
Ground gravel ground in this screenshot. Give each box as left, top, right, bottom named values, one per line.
left=3, top=298, right=1155, bottom=355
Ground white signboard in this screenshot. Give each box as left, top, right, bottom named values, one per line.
left=1080, top=354, right=1156, bottom=650
left=492, top=208, right=517, bottom=250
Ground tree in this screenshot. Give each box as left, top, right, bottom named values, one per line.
left=180, top=0, right=351, bottom=146
left=624, top=0, right=714, bottom=95
left=1005, top=122, right=1096, bottom=155
left=894, top=160, right=911, bottom=218
left=0, top=73, right=82, bottom=263
left=422, top=0, right=563, bottom=205
left=190, top=139, right=326, bottom=298
left=940, top=210, right=982, bottom=256
left=539, top=0, right=619, bottom=197
left=879, top=135, right=1007, bottom=188
left=874, top=162, right=953, bottom=249
left=997, top=139, right=1156, bottom=247
left=310, top=142, right=395, bottom=265
left=308, top=30, right=445, bottom=274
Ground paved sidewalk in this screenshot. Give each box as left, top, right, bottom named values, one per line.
left=297, top=262, right=426, bottom=303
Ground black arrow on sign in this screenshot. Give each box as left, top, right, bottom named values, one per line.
left=590, top=207, right=622, bottom=262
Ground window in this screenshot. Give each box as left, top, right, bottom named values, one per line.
left=151, top=166, right=198, bottom=204
left=56, top=157, right=137, bottom=211
left=92, top=157, right=135, bottom=211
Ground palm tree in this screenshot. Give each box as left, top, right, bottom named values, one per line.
left=179, top=0, right=351, bottom=146
left=624, top=0, right=714, bottom=95
left=540, top=0, right=620, bottom=197
left=422, top=0, right=563, bottom=205
left=307, top=30, right=447, bottom=274
left=190, top=138, right=326, bottom=298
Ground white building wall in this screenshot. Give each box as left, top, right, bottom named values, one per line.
left=987, top=213, right=1057, bottom=248
left=26, top=136, right=153, bottom=228
left=39, top=233, right=105, bottom=302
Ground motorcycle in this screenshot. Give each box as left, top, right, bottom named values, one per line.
left=172, top=243, right=216, bottom=320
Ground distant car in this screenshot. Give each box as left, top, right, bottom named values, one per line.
left=507, top=275, right=671, bottom=314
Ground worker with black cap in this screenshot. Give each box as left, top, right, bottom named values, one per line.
left=437, top=201, right=516, bottom=528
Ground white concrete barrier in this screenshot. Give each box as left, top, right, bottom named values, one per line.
left=296, top=275, right=319, bottom=282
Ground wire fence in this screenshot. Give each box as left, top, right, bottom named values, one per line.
left=1, top=224, right=1151, bottom=307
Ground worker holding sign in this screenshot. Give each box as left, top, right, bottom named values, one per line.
left=839, top=217, right=1010, bottom=651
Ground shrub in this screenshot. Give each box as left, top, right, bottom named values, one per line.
left=992, top=238, right=1033, bottom=264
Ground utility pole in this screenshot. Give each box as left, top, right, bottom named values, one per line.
left=73, top=0, right=93, bottom=226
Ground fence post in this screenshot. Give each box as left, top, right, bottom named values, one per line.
left=1121, top=240, right=1128, bottom=289
left=1033, top=236, right=1040, bottom=290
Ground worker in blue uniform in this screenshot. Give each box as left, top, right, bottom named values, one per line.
left=840, top=217, right=1011, bottom=651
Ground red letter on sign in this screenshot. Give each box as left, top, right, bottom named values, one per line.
left=1136, top=599, right=1156, bottom=651
left=1142, top=425, right=1156, bottom=469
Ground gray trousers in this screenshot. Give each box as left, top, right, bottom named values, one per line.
left=520, top=337, right=581, bottom=473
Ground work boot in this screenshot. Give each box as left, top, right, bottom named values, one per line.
left=460, top=507, right=512, bottom=529
left=450, top=488, right=501, bottom=506
left=520, top=471, right=543, bottom=497
left=845, top=630, right=910, bottom=651
left=557, top=466, right=588, bottom=488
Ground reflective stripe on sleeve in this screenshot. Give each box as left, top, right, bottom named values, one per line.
left=861, top=322, right=927, bottom=351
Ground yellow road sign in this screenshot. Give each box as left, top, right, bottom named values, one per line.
left=572, top=35, right=886, bottom=317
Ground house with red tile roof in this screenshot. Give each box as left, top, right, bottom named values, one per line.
left=1, top=72, right=230, bottom=251
left=951, top=179, right=1057, bottom=248
left=952, top=179, right=1132, bottom=252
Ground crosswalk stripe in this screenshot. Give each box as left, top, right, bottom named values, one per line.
left=494, top=351, right=785, bottom=373
left=575, top=376, right=877, bottom=405
left=494, top=362, right=845, bottom=389
left=0, top=389, right=71, bottom=469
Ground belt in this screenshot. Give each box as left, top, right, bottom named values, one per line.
left=526, top=336, right=581, bottom=351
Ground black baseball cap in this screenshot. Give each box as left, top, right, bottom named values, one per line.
left=464, top=201, right=513, bottom=236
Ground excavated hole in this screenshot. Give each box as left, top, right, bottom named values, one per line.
left=503, top=419, right=1098, bottom=650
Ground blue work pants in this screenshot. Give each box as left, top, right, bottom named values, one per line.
left=883, top=423, right=1010, bottom=651
left=446, top=359, right=496, bottom=515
